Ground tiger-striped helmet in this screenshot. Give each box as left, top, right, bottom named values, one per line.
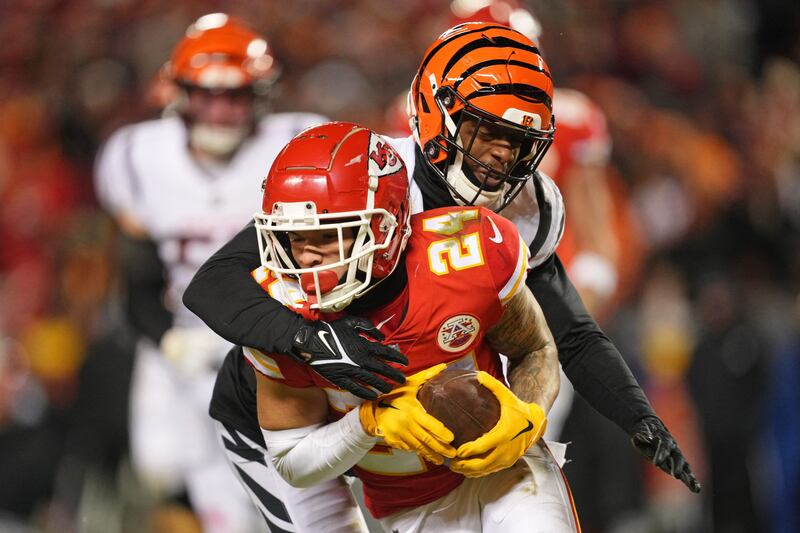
left=409, top=22, right=555, bottom=211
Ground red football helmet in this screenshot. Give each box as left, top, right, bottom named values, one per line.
left=409, top=22, right=555, bottom=211
left=254, top=122, right=411, bottom=311
left=539, top=89, right=612, bottom=182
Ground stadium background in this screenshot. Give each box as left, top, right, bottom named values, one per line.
left=0, top=0, right=798, bottom=532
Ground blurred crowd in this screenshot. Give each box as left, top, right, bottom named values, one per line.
left=1, top=0, right=799, bottom=532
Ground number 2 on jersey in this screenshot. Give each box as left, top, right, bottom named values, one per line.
left=422, top=210, right=485, bottom=276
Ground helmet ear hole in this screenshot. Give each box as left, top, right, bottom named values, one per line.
left=437, top=87, right=456, bottom=109
left=425, top=141, right=440, bottom=159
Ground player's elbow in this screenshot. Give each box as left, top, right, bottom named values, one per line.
left=181, top=276, right=202, bottom=315
left=182, top=270, right=219, bottom=326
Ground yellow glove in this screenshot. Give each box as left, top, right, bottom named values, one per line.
left=450, top=371, right=546, bottom=477
left=359, top=364, right=456, bottom=465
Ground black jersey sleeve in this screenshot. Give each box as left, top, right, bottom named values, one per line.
left=527, top=254, right=656, bottom=434
left=119, top=234, right=172, bottom=344
left=182, top=224, right=305, bottom=355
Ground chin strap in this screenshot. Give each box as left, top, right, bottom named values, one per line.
left=317, top=281, right=360, bottom=312
left=449, top=166, right=504, bottom=210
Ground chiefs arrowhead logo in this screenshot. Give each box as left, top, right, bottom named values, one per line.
left=368, top=134, right=403, bottom=177
left=369, top=141, right=397, bottom=169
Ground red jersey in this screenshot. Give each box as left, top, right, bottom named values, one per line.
left=244, top=205, right=529, bottom=517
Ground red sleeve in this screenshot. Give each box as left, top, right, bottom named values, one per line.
left=478, top=208, right=530, bottom=304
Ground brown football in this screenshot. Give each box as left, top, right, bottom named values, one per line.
left=417, top=368, right=501, bottom=447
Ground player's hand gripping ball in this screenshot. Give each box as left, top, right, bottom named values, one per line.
left=419, top=369, right=547, bottom=477
left=417, top=368, right=501, bottom=447
left=360, top=364, right=456, bottom=464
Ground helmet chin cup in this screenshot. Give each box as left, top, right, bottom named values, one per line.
left=449, top=168, right=504, bottom=209
left=302, top=270, right=353, bottom=310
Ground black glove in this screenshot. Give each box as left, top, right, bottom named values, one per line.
left=630, top=416, right=701, bottom=493
left=291, top=316, right=408, bottom=400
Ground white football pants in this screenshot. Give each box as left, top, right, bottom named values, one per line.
left=379, top=441, right=580, bottom=533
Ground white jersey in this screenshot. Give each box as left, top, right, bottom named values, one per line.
left=95, top=113, right=326, bottom=328
left=386, top=135, right=565, bottom=269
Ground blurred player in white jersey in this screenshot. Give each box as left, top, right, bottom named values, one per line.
left=94, top=13, right=325, bottom=533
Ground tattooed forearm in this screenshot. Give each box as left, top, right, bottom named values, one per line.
left=486, top=287, right=560, bottom=411
left=486, top=288, right=553, bottom=357
left=506, top=346, right=559, bottom=410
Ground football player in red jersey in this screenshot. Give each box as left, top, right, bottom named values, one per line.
left=190, top=23, right=698, bottom=530
left=243, top=121, right=576, bottom=531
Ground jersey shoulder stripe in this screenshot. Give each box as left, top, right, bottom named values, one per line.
left=251, top=266, right=304, bottom=306
left=499, top=235, right=530, bottom=304
left=242, top=346, right=285, bottom=379
left=475, top=209, right=529, bottom=302
left=527, top=171, right=565, bottom=268
left=537, top=171, right=566, bottom=261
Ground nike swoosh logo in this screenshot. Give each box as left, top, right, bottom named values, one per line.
left=487, top=216, right=503, bottom=243
left=374, top=314, right=396, bottom=331
left=511, top=420, right=534, bottom=440
left=377, top=400, right=398, bottom=410
left=317, top=330, right=336, bottom=356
